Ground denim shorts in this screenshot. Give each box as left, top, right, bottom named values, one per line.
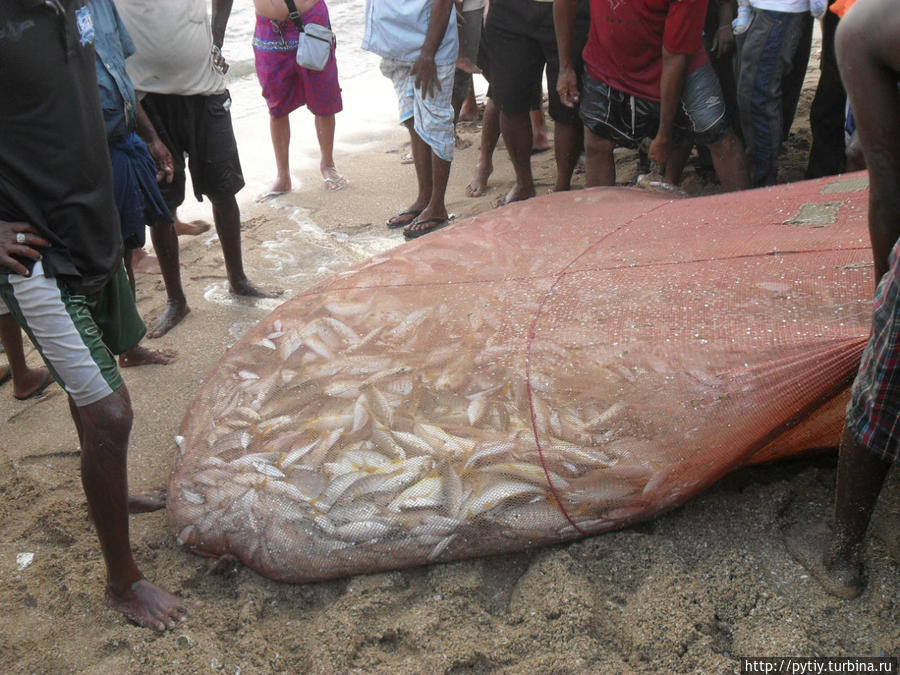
left=581, top=66, right=729, bottom=148
left=679, top=63, right=730, bottom=146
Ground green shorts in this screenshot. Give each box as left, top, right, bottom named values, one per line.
left=0, top=262, right=145, bottom=406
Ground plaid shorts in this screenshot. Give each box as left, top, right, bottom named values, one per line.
left=845, top=238, right=900, bottom=464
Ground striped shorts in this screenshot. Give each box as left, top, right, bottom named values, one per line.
left=845, top=238, right=900, bottom=463
left=0, top=262, right=144, bottom=407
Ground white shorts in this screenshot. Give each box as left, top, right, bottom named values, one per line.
left=380, top=57, right=456, bottom=162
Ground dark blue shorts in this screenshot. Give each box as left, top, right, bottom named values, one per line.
left=109, top=131, right=173, bottom=249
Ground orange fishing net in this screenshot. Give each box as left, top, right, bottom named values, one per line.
left=170, top=174, right=872, bottom=582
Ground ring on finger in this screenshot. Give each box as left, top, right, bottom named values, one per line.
left=15, top=232, right=26, bottom=244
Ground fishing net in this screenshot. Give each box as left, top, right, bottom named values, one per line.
left=170, top=175, right=873, bottom=583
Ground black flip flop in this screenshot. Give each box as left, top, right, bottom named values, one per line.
left=403, top=216, right=451, bottom=239
left=386, top=209, right=422, bottom=229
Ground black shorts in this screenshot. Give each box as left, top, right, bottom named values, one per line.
left=484, top=0, right=589, bottom=124
left=580, top=66, right=731, bottom=149
left=141, top=91, right=245, bottom=208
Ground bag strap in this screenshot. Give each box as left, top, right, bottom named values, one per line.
left=284, top=0, right=305, bottom=32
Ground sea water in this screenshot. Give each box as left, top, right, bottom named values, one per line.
left=218, top=0, right=401, bottom=200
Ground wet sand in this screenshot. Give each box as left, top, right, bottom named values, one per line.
left=0, top=49, right=897, bottom=673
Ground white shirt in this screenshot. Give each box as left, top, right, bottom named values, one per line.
left=114, top=0, right=226, bottom=97
left=748, top=0, right=809, bottom=12
left=362, top=0, right=458, bottom=65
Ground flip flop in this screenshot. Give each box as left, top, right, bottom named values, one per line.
left=0, top=365, right=10, bottom=386
left=402, top=216, right=451, bottom=240
left=323, top=175, right=347, bottom=191
left=386, top=208, right=422, bottom=229
left=255, top=189, right=290, bottom=203
left=14, top=369, right=55, bottom=401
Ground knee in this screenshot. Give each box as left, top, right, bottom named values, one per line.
left=80, top=388, right=133, bottom=443
left=584, top=131, right=613, bottom=158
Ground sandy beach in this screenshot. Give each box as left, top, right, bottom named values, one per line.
left=1, top=33, right=898, bottom=674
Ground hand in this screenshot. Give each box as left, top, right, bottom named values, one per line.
left=146, top=138, right=174, bottom=184
left=711, top=24, right=735, bottom=58
left=211, top=44, right=229, bottom=74
left=0, top=220, right=49, bottom=276
left=412, top=55, right=440, bottom=100
left=556, top=65, right=579, bottom=108
left=648, top=133, right=672, bottom=175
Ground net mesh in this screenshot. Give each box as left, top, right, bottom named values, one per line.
left=169, top=176, right=872, bottom=582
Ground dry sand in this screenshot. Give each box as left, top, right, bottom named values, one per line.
left=0, top=53, right=897, bottom=673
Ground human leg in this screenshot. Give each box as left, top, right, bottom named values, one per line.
left=552, top=119, right=582, bottom=192
left=147, top=222, right=189, bottom=338
left=253, top=15, right=305, bottom=199
left=258, top=114, right=292, bottom=199
left=680, top=64, right=750, bottom=191
left=315, top=113, right=346, bottom=189
left=1, top=264, right=187, bottom=629
left=484, top=0, right=546, bottom=204
left=119, top=248, right=175, bottom=366
left=210, top=194, right=278, bottom=298
left=806, top=4, right=846, bottom=178
left=499, top=110, right=537, bottom=205
left=72, top=388, right=190, bottom=628
left=579, top=75, right=651, bottom=187
left=737, top=9, right=809, bottom=186
left=583, top=130, right=616, bottom=187
left=467, top=97, right=500, bottom=197
left=0, top=310, right=52, bottom=400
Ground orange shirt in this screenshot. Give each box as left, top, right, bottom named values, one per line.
left=830, top=0, right=857, bottom=18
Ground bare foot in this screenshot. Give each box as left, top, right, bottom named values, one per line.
left=784, top=521, right=863, bottom=599
left=532, top=131, right=550, bottom=154
left=118, top=345, right=176, bottom=368
left=128, top=487, right=167, bottom=514
left=466, top=161, right=493, bottom=198
left=106, top=578, right=193, bottom=631
left=494, top=183, right=535, bottom=208
left=132, top=250, right=161, bottom=275
left=175, top=219, right=212, bottom=236
left=147, top=301, right=190, bottom=339
left=230, top=279, right=284, bottom=299
left=454, top=133, right=472, bottom=150
left=459, top=99, right=482, bottom=123
left=12, top=367, right=54, bottom=400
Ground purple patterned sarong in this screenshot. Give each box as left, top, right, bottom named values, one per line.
left=252, top=1, right=343, bottom=118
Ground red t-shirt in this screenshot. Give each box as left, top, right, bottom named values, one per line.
left=582, top=0, right=709, bottom=102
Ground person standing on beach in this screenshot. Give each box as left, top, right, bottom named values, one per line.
left=363, top=0, right=459, bottom=239
left=0, top=0, right=189, bottom=630
left=115, top=0, right=279, bottom=339
left=787, top=0, right=900, bottom=599
left=252, top=0, right=347, bottom=201
left=87, top=0, right=178, bottom=368
left=555, top=0, right=748, bottom=191
left=484, top=0, right=589, bottom=206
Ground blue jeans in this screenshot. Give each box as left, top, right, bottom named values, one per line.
left=737, top=9, right=812, bottom=186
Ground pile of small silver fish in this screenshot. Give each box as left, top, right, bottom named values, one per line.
left=169, top=185, right=870, bottom=582
left=170, top=288, right=680, bottom=581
